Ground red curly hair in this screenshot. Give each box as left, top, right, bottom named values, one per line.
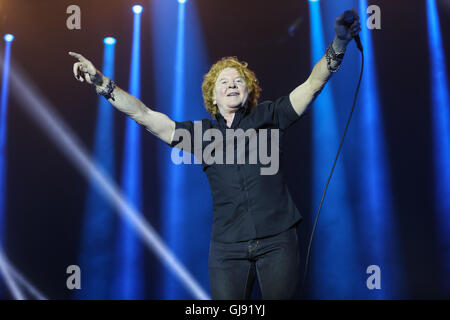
left=201, top=57, right=262, bottom=118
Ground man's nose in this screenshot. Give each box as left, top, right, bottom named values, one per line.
left=228, top=82, right=237, bottom=88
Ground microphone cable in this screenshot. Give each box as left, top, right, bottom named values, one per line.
left=302, top=47, right=364, bottom=289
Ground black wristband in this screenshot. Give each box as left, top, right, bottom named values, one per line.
left=95, top=78, right=116, bottom=101
left=91, top=72, right=104, bottom=86
left=325, top=43, right=345, bottom=73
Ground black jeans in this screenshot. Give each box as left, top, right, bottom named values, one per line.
left=208, top=226, right=300, bottom=300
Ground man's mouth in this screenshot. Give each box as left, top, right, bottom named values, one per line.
left=227, top=92, right=239, bottom=96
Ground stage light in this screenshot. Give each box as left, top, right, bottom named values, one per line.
left=427, top=0, right=450, bottom=291
left=1, top=30, right=14, bottom=294
left=113, top=5, right=144, bottom=299
left=353, top=0, right=403, bottom=298
left=178, top=0, right=187, bottom=4
left=103, top=37, right=116, bottom=45
left=3, top=34, right=14, bottom=42
left=0, top=38, right=14, bottom=297
left=162, top=0, right=187, bottom=299
left=0, top=250, right=24, bottom=299
left=0, top=250, right=47, bottom=300
left=307, top=0, right=357, bottom=299
left=152, top=0, right=211, bottom=299
left=76, top=37, right=117, bottom=299
left=0, top=55, right=210, bottom=300
left=132, top=5, right=143, bottom=14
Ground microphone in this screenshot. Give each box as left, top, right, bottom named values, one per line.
left=343, top=10, right=363, bottom=52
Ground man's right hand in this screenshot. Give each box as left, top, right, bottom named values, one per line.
left=69, top=51, right=101, bottom=85
left=68, top=52, right=175, bottom=145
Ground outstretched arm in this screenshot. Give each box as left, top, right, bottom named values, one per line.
left=289, top=9, right=361, bottom=116
left=69, top=52, right=175, bottom=144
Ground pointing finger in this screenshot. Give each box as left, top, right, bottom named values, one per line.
left=69, top=51, right=86, bottom=62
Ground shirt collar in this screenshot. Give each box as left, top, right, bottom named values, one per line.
left=215, top=101, right=250, bottom=124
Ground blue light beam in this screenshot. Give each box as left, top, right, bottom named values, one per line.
left=0, top=249, right=47, bottom=300
left=0, top=249, right=24, bottom=299
left=351, top=0, right=405, bottom=299
left=114, top=8, right=145, bottom=299
left=308, top=1, right=358, bottom=299
left=0, top=34, right=13, bottom=248
left=152, top=0, right=212, bottom=299
left=427, top=0, right=450, bottom=292
left=0, top=34, right=14, bottom=297
left=0, top=52, right=210, bottom=301
left=75, top=38, right=117, bottom=299
left=163, top=0, right=187, bottom=300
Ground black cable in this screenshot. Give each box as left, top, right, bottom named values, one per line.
left=302, top=49, right=364, bottom=289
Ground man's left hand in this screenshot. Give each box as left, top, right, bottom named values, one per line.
left=334, top=9, right=362, bottom=44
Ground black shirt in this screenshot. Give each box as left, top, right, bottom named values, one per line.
left=169, top=95, right=303, bottom=243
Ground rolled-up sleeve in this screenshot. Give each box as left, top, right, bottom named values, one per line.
left=168, top=120, right=195, bottom=150
left=258, top=96, right=301, bottom=130
left=274, top=95, right=301, bottom=130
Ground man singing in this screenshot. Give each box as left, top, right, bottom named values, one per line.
left=69, top=9, right=361, bottom=300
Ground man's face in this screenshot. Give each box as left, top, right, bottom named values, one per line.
left=213, top=67, right=249, bottom=113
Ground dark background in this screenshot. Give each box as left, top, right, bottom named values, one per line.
left=0, top=0, right=449, bottom=299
